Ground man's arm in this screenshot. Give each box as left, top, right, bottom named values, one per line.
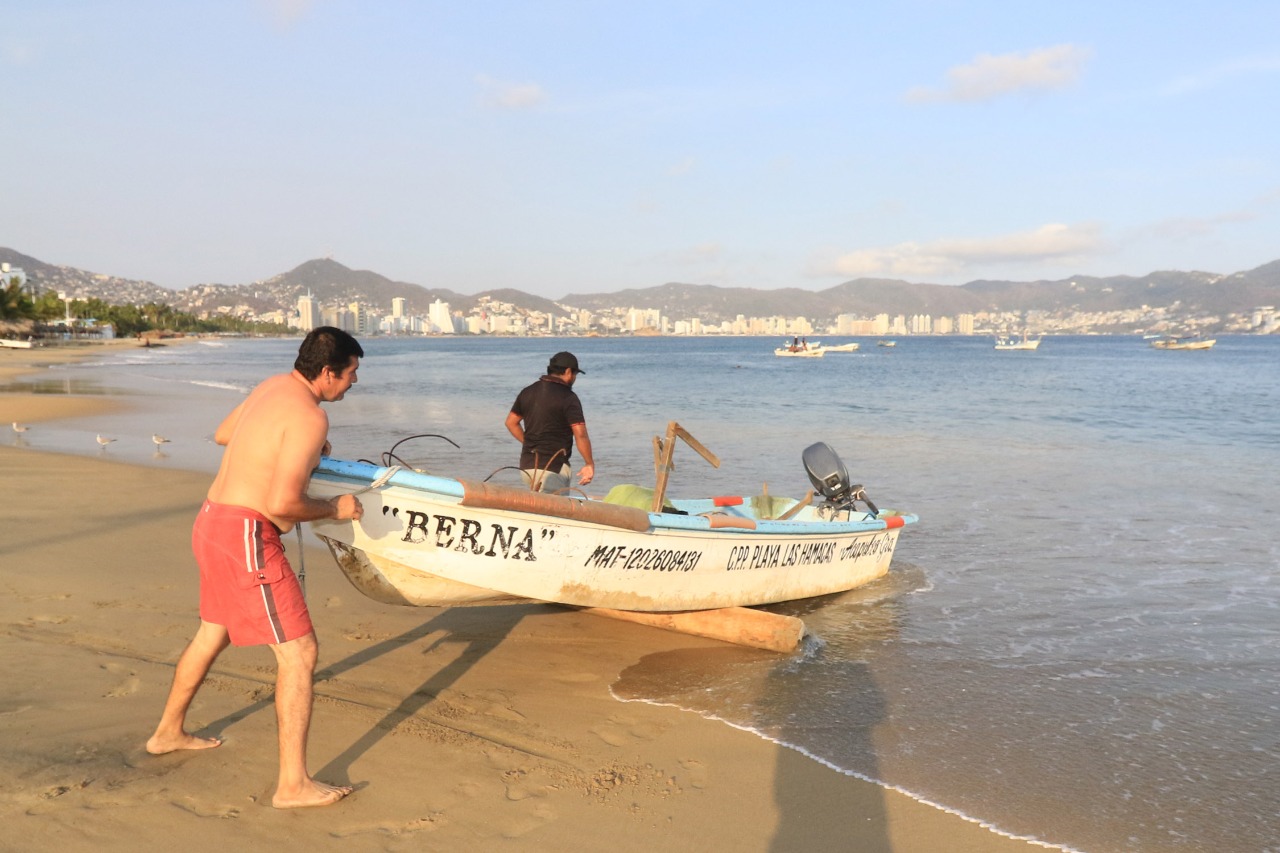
left=571, top=422, right=594, bottom=486
left=266, top=409, right=362, bottom=523
left=504, top=410, right=525, bottom=444
left=213, top=400, right=247, bottom=446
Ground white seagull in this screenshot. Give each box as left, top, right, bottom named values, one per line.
left=152, top=434, right=171, bottom=447
left=12, top=422, right=29, bottom=434
left=96, top=434, right=116, bottom=448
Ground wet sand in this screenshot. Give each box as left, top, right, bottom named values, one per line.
left=0, top=343, right=1042, bottom=851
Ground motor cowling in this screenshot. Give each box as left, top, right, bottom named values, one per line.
left=802, top=442, right=879, bottom=517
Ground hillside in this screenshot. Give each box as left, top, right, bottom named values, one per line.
left=3, top=247, right=1278, bottom=326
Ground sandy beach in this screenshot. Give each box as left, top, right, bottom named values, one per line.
left=1, top=344, right=1042, bottom=852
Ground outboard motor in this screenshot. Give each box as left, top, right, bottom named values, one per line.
left=802, top=442, right=879, bottom=518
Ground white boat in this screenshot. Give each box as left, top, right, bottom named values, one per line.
left=308, top=440, right=915, bottom=615
left=994, top=331, right=1042, bottom=350
left=876, top=340, right=896, bottom=348
left=774, top=346, right=824, bottom=357
left=817, top=342, right=860, bottom=353
left=1150, top=336, right=1215, bottom=350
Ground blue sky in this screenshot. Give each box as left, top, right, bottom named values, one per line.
left=4, top=1, right=1279, bottom=298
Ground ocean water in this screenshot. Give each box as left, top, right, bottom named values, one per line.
left=8, top=334, right=1279, bottom=852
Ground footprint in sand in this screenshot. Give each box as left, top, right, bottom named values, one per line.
left=172, top=798, right=242, bottom=819
left=330, top=814, right=447, bottom=838
left=590, top=725, right=630, bottom=747
left=501, top=767, right=555, bottom=802
left=454, top=780, right=484, bottom=799
left=28, top=614, right=73, bottom=625
left=590, top=714, right=667, bottom=746
left=499, top=802, right=556, bottom=839
left=40, top=780, right=90, bottom=800
left=678, top=758, right=709, bottom=789
left=104, top=676, right=140, bottom=698
left=550, top=671, right=597, bottom=684
left=101, top=662, right=140, bottom=698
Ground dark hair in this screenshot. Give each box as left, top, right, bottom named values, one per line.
left=294, top=326, right=364, bottom=380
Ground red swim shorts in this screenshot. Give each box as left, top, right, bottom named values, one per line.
left=193, top=500, right=313, bottom=646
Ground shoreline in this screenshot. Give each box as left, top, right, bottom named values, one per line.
left=0, top=344, right=1045, bottom=851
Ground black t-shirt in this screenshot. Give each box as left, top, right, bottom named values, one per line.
left=511, top=376, right=585, bottom=471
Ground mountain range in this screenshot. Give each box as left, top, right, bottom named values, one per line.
left=4, top=247, right=1279, bottom=325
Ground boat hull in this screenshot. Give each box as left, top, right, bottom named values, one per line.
left=1151, top=338, right=1215, bottom=350
left=308, top=460, right=912, bottom=612
left=994, top=338, right=1041, bottom=350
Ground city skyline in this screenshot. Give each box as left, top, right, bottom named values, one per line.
left=4, top=3, right=1279, bottom=298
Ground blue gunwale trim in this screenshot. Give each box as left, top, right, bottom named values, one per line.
left=314, top=457, right=917, bottom=535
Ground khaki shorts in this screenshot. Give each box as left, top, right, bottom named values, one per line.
left=521, top=464, right=572, bottom=493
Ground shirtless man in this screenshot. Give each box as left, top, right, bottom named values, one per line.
left=146, top=326, right=364, bottom=809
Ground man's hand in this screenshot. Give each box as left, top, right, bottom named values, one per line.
left=321, top=440, right=332, bottom=457
left=576, top=463, right=594, bottom=486
left=331, top=494, right=364, bottom=521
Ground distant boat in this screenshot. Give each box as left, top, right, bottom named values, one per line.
left=776, top=338, right=823, bottom=357
left=1150, top=335, right=1215, bottom=350
left=994, top=331, right=1042, bottom=351
left=876, top=340, right=896, bottom=348
left=818, top=342, right=860, bottom=353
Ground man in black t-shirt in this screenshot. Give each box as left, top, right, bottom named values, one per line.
left=504, top=351, right=595, bottom=492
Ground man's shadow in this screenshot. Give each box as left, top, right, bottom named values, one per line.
left=199, top=603, right=537, bottom=785
left=765, top=591, right=896, bottom=852
left=612, top=586, right=898, bottom=851
left=765, top=656, right=889, bottom=852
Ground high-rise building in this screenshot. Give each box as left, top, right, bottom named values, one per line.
left=297, top=290, right=318, bottom=331
left=427, top=299, right=453, bottom=333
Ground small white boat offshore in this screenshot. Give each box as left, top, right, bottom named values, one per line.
left=774, top=345, right=824, bottom=357
left=994, top=331, right=1042, bottom=350
left=308, top=436, right=915, bottom=628
left=1150, top=335, right=1215, bottom=350
left=876, top=340, right=896, bottom=348
left=818, top=342, right=860, bottom=353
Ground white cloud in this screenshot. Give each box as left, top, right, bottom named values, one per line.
left=1162, top=55, right=1280, bottom=96
left=259, top=0, right=314, bottom=31
left=476, top=75, right=548, bottom=109
left=648, top=242, right=724, bottom=267
left=667, top=157, right=697, bottom=177
left=906, top=44, right=1092, bottom=103
left=1, top=38, right=37, bottom=65
left=820, top=223, right=1104, bottom=279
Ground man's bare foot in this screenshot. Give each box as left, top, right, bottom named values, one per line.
left=145, top=732, right=223, bottom=755
left=272, top=780, right=353, bottom=809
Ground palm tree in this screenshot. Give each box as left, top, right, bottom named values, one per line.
left=0, top=277, right=35, bottom=321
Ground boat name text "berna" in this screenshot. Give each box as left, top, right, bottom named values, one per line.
left=399, top=509, right=543, bottom=561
